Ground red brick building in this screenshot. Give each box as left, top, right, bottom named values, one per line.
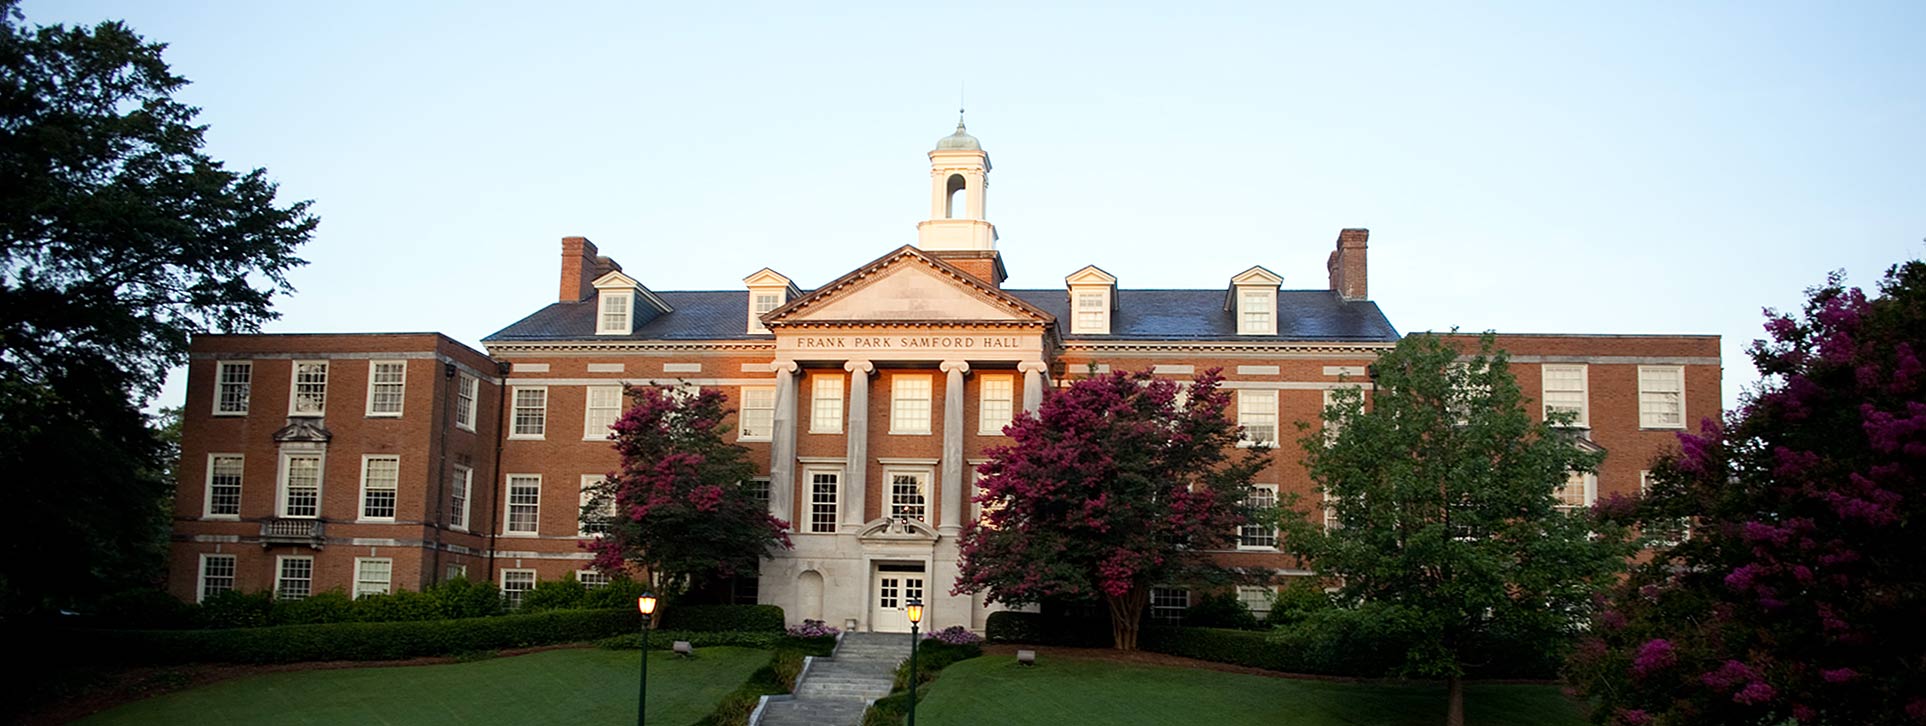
left=166, top=121, right=1720, bottom=630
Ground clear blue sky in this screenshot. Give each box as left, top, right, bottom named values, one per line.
left=24, top=1, right=1925, bottom=412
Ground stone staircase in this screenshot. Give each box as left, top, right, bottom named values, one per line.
left=755, top=631, right=909, bottom=726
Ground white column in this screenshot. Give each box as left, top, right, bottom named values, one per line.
left=1019, top=360, right=1049, bottom=414
left=939, top=360, right=969, bottom=533
left=769, top=361, right=800, bottom=528
left=842, top=360, right=873, bottom=530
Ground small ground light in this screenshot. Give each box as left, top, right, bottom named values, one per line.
left=673, top=641, right=693, bottom=657
left=1017, top=649, right=1037, bottom=666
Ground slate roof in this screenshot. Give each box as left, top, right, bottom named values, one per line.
left=484, top=289, right=1399, bottom=343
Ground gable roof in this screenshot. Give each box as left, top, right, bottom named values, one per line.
left=1006, top=288, right=1398, bottom=342
left=762, top=245, right=1054, bottom=328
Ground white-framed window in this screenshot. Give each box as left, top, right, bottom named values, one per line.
left=214, top=361, right=251, bottom=415
left=1321, top=388, right=1356, bottom=446
left=1641, top=470, right=1692, bottom=545
left=1238, top=289, right=1275, bottom=335
left=505, top=474, right=541, bottom=535
left=455, top=374, right=478, bottom=431
left=1323, top=492, right=1343, bottom=532
left=978, top=374, right=1014, bottom=434
left=810, top=375, right=844, bottom=434
left=1239, top=484, right=1278, bottom=549
left=584, top=386, right=623, bottom=440
left=1150, top=587, right=1189, bottom=624
left=366, top=360, right=406, bottom=416
left=446, top=563, right=468, bottom=581
left=278, top=453, right=323, bottom=518
left=1072, top=291, right=1108, bottom=334
left=198, top=554, right=236, bottom=603
left=1542, top=364, right=1588, bottom=427
left=888, top=470, right=930, bottom=522
left=1555, top=471, right=1596, bottom=512
left=359, top=455, right=400, bottom=521
left=449, top=464, right=472, bottom=531
left=1238, top=390, right=1278, bottom=447
left=1236, top=585, right=1274, bottom=617
left=354, top=558, right=393, bottom=598
left=275, top=556, right=314, bottom=600
left=808, top=470, right=839, bottom=533
left=745, top=477, right=771, bottom=510
left=1638, top=366, right=1685, bottom=429
left=204, top=454, right=244, bottom=518
left=575, top=569, right=611, bottom=589
left=289, top=360, right=328, bottom=416
left=891, top=374, right=933, bottom=434
left=580, top=474, right=615, bottom=536
left=511, top=387, right=547, bottom=438
left=501, top=569, right=537, bottom=608
left=738, top=387, right=775, bottom=441
left=598, top=291, right=632, bottom=335
left=748, top=292, right=782, bottom=334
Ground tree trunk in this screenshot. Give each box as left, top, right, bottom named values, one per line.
left=1444, top=674, right=1464, bottom=726
left=1105, top=587, right=1149, bottom=651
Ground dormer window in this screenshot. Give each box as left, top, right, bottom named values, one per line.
left=598, top=291, right=632, bottom=335
left=743, top=268, right=800, bottom=335
left=1227, top=266, right=1284, bottom=337
left=1064, top=265, right=1118, bottom=336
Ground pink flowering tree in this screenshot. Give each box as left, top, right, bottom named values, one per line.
left=1569, top=262, right=1926, bottom=725
left=583, top=386, right=790, bottom=601
left=954, top=369, right=1266, bottom=651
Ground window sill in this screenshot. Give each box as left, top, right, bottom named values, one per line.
left=1236, top=441, right=1277, bottom=449
left=1236, top=545, right=1280, bottom=552
left=357, top=518, right=397, bottom=524
left=738, top=436, right=772, bottom=443
left=889, top=430, right=933, bottom=436
left=808, top=429, right=844, bottom=435
left=1638, top=425, right=1686, bottom=431
left=507, top=434, right=546, bottom=441
left=365, top=412, right=403, bottom=419
left=456, top=424, right=476, bottom=433
left=501, top=531, right=539, bottom=538
left=288, top=411, right=326, bottom=418
left=212, top=411, right=249, bottom=417
left=450, top=526, right=469, bottom=533
left=977, top=429, right=1010, bottom=437
left=201, top=514, right=241, bottom=521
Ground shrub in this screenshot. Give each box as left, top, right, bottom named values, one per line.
left=923, top=625, right=981, bottom=646
left=95, top=588, right=197, bottom=629
left=1263, top=579, right=1333, bottom=628
left=658, top=604, right=784, bottom=633
left=517, top=578, right=588, bottom=613
left=1183, top=591, right=1260, bottom=630
left=1134, top=605, right=1562, bottom=680
left=422, top=577, right=503, bottom=619
left=982, top=610, right=1110, bottom=646
left=352, top=589, right=442, bottom=623
left=58, top=608, right=638, bottom=665
left=268, top=590, right=356, bottom=625
left=786, top=619, right=840, bottom=638
left=865, top=640, right=984, bottom=726
left=579, top=577, right=649, bottom=610
left=196, top=589, right=272, bottom=629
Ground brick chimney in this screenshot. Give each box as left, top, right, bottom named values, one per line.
left=924, top=249, right=1007, bottom=290
left=559, top=237, right=626, bottom=303
left=1326, top=228, right=1369, bottom=301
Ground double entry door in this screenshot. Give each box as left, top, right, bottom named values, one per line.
left=869, top=564, right=927, bottom=633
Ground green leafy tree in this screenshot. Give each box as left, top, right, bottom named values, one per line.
left=1284, top=333, right=1635, bottom=725
left=1569, top=262, right=1926, bottom=726
left=955, top=369, right=1267, bottom=651
left=585, top=386, right=791, bottom=601
left=0, top=2, right=315, bottom=612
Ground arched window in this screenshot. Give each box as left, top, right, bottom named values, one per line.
left=945, top=174, right=967, bottom=218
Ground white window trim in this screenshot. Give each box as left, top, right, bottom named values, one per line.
left=357, top=454, right=401, bottom=523
left=809, top=375, right=844, bottom=434
left=579, top=474, right=614, bottom=537
left=747, top=289, right=786, bottom=335
left=1541, top=364, right=1590, bottom=428
left=500, top=568, right=538, bottom=607
left=353, top=557, right=393, bottom=599
left=274, top=555, right=315, bottom=600
left=213, top=360, right=251, bottom=416
left=737, top=386, right=776, bottom=442
left=1069, top=288, right=1111, bottom=335
left=1638, top=365, right=1687, bottom=430
left=503, top=473, right=541, bottom=537
left=1237, top=389, right=1279, bottom=448
left=1238, top=483, right=1279, bottom=550
left=584, top=385, right=623, bottom=441
left=1556, top=471, right=1598, bottom=511
left=450, top=464, right=473, bottom=532
left=598, top=291, right=633, bottom=335
left=890, top=374, right=934, bottom=435
left=885, top=468, right=933, bottom=522
left=364, top=360, right=407, bottom=417
left=287, top=360, right=328, bottom=417
left=1236, top=287, right=1277, bottom=336
left=202, top=453, right=244, bottom=520
left=276, top=451, right=326, bottom=519
left=455, top=374, right=478, bottom=432
left=805, top=467, right=840, bottom=534
left=1236, top=585, right=1276, bottom=616
left=509, top=386, right=548, bottom=440
left=978, top=374, right=1015, bottom=435
left=197, top=553, right=237, bottom=604
left=575, top=569, right=612, bottom=588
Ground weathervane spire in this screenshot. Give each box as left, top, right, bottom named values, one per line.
left=957, top=82, right=967, bottom=130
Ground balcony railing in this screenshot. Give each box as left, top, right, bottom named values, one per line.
left=260, top=518, right=327, bottom=549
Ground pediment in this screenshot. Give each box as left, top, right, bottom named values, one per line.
left=273, top=418, right=333, bottom=444
left=1230, top=265, right=1284, bottom=286
left=1064, top=265, right=1118, bottom=286
left=767, top=246, right=1052, bottom=327
left=742, top=268, right=801, bottom=297
left=857, top=516, right=941, bottom=543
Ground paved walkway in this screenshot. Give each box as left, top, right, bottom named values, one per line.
left=757, top=632, right=908, bottom=726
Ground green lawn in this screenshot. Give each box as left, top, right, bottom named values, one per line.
left=913, top=655, right=1588, bottom=726
left=76, top=647, right=768, bottom=726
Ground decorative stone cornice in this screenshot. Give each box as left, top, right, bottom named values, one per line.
left=856, top=516, right=940, bottom=544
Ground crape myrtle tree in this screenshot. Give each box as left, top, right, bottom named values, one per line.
left=0, top=2, right=316, bottom=612
left=955, top=368, right=1268, bottom=651
left=583, top=386, right=792, bottom=603
left=1569, top=262, right=1926, bottom=726
left=1284, top=333, right=1635, bottom=726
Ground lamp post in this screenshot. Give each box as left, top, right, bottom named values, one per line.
left=637, top=593, right=658, bottom=726
left=905, top=597, right=924, bottom=726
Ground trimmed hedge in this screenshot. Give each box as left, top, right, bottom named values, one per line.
left=51, top=608, right=637, bottom=665
left=983, top=610, right=1110, bottom=647
left=863, top=640, right=985, bottom=726
left=1138, top=619, right=1561, bottom=680
left=690, top=635, right=837, bottom=726
left=595, top=631, right=836, bottom=653
left=658, top=604, right=785, bottom=633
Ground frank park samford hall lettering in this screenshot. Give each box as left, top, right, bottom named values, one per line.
left=793, top=335, right=1025, bottom=350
